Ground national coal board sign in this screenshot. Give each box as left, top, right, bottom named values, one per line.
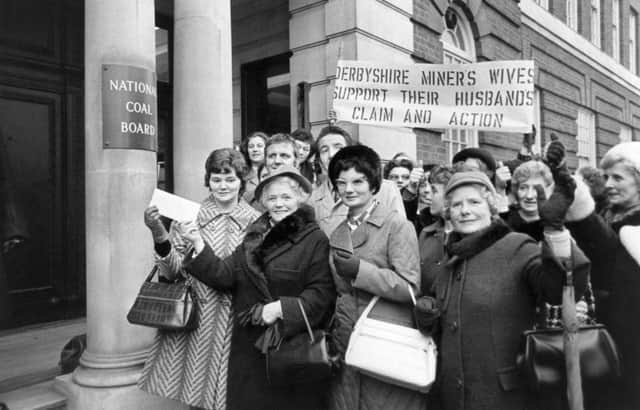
left=102, top=64, right=157, bottom=151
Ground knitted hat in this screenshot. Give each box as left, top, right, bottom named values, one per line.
left=452, top=148, right=497, bottom=173
left=254, top=165, right=312, bottom=200
left=601, top=141, right=640, bottom=174
left=445, top=171, right=497, bottom=196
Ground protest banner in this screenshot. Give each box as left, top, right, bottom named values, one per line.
left=332, top=60, right=535, bottom=133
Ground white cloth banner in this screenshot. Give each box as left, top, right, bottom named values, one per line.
left=332, top=60, right=535, bottom=133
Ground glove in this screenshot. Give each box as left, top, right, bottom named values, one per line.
left=414, top=296, right=441, bottom=335
left=333, top=250, right=360, bottom=280
left=536, top=183, right=574, bottom=231
left=144, top=205, right=169, bottom=243
left=544, top=140, right=566, bottom=170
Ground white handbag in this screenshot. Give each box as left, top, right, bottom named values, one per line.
left=345, top=295, right=437, bottom=393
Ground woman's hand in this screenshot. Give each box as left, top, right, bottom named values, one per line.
left=261, top=300, right=283, bottom=325
left=178, top=221, right=205, bottom=254
left=144, top=205, right=169, bottom=243
left=333, top=250, right=360, bottom=280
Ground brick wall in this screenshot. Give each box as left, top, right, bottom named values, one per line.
left=412, top=0, right=640, bottom=168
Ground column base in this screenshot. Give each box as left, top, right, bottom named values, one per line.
left=54, top=374, right=188, bottom=410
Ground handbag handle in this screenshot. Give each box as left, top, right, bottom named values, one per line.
left=145, top=265, right=159, bottom=282
left=296, top=299, right=315, bottom=344
left=353, top=296, right=380, bottom=332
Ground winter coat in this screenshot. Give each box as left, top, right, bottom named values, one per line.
left=567, top=210, right=640, bottom=410
left=427, top=219, right=589, bottom=410
left=418, top=218, right=447, bottom=294
left=311, top=178, right=406, bottom=236
left=184, top=205, right=336, bottom=410
left=328, top=203, right=426, bottom=410
left=138, top=197, right=259, bottom=410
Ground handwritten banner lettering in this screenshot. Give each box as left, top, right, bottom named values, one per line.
left=332, top=60, right=535, bottom=133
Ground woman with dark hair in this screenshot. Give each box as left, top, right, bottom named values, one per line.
left=291, top=128, right=318, bottom=184
left=139, top=148, right=261, bottom=410
left=240, top=131, right=268, bottom=205
left=179, top=165, right=335, bottom=410
left=326, top=145, right=425, bottom=410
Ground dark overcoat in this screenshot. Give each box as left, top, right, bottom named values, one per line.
left=426, top=220, right=589, bottom=410
left=185, top=205, right=336, bottom=410
left=567, top=210, right=640, bottom=410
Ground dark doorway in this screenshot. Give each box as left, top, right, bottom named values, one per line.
left=241, top=53, right=291, bottom=137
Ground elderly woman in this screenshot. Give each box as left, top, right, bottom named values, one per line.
left=180, top=165, right=335, bottom=410
left=326, top=145, right=425, bottom=410
left=425, top=170, right=589, bottom=410
left=241, top=131, right=268, bottom=204
left=564, top=141, right=640, bottom=409
left=139, top=148, right=260, bottom=410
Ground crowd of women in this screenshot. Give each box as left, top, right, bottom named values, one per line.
left=136, top=123, right=640, bottom=410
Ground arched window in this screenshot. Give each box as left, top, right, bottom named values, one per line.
left=441, top=6, right=478, bottom=162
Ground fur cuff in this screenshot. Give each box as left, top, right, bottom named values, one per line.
left=565, top=176, right=595, bottom=222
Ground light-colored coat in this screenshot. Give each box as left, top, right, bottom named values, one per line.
left=328, top=203, right=426, bottom=410
left=311, top=178, right=406, bottom=236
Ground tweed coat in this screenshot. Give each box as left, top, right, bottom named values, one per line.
left=311, top=178, right=406, bottom=236
left=427, top=220, right=589, bottom=410
left=567, top=210, right=640, bottom=410
left=328, top=203, right=427, bottom=410
left=184, top=205, right=336, bottom=410
left=138, top=197, right=259, bottom=410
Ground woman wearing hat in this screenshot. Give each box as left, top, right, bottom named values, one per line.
left=564, top=141, right=640, bottom=409
left=181, top=165, right=336, bottom=410
left=326, top=145, right=426, bottom=410
left=425, top=170, right=589, bottom=410
left=139, top=148, right=260, bottom=410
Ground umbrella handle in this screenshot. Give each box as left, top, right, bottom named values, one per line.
left=563, top=268, right=584, bottom=410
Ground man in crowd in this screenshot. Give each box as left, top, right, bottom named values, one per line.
left=264, top=133, right=297, bottom=172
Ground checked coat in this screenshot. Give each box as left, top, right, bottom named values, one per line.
left=138, top=197, right=259, bottom=410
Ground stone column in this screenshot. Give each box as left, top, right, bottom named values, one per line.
left=173, top=0, right=233, bottom=201
left=55, top=0, right=185, bottom=408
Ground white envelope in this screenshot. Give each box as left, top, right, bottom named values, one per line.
left=149, top=189, right=200, bottom=222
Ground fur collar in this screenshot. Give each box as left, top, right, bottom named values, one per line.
left=603, top=203, right=640, bottom=232
left=446, top=218, right=512, bottom=260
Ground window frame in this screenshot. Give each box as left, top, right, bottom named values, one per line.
left=576, top=108, right=597, bottom=168
left=591, top=0, right=601, bottom=48
left=613, top=0, right=621, bottom=61
left=566, top=0, right=578, bottom=31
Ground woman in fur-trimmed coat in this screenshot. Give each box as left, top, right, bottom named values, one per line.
left=182, top=167, right=336, bottom=410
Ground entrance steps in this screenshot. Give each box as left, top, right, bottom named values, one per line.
left=0, top=380, right=66, bottom=409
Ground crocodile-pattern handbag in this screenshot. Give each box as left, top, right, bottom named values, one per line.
left=127, top=266, right=197, bottom=330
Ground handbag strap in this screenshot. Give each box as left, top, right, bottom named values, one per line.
left=296, top=299, right=315, bottom=343
left=145, top=265, right=159, bottom=282
left=353, top=296, right=380, bottom=331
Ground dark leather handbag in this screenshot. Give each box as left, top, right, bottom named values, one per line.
left=266, top=299, right=332, bottom=386
left=127, top=266, right=197, bottom=330
left=519, top=324, right=621, bottom=391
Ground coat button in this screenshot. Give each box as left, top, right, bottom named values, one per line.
left=436, top=261, right=441, bottom=266
left=227, top=227, right=234, bottom=233
left=456, top=272, right=462, bottom=281
left=450, top=321, right=458, bottom=332
left=456, top=378, right=463, bottom=390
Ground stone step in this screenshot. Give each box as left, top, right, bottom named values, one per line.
left=0, top=380, right=66, bottom=410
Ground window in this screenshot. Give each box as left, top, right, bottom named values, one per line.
left=613, top=0, right=621, bottom=61
left=591, top=0, right=601, bottom=48
left=576, top=109, right=597, bottom=167
left=620, top=124, right=632, bottom=143
left=631, top=10, right=638, bottom=74
left=566, top=0, right=578, bottom=30
left=533, top=0, right=549, bottom=10
left=441, top=7, right=478, bottom=163
left=155, top=27, right=170, bottom=83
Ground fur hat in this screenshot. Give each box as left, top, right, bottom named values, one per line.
left=254, top=165, right=312, bottom=201
left=445, top=171, right=497, bottom=196
left=451, top=148, right=497, bottom=173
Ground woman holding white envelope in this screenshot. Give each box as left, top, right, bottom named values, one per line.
left=138, top=148, right=260, bottom=410
left=325, top=145, right=427, bottom=410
